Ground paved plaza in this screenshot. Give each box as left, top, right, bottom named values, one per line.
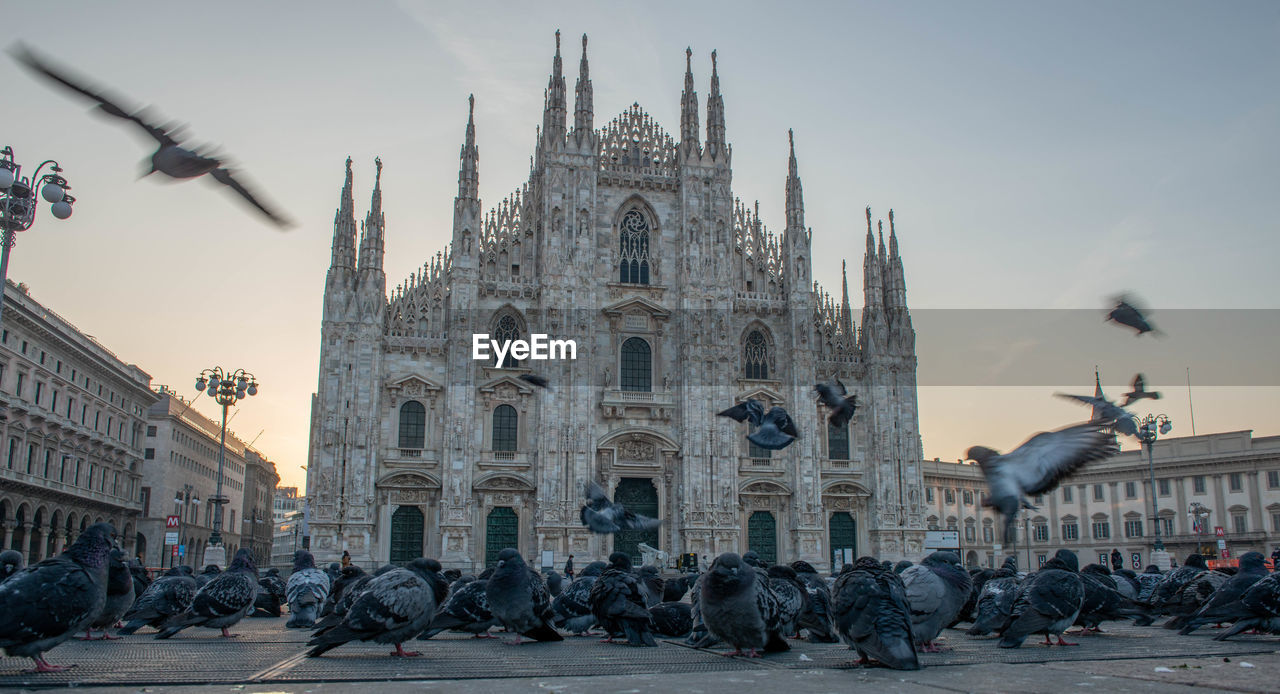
left=2, top=618, right=1278, bottom=693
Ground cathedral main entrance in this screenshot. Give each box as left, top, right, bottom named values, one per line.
left=389, top=506, right=424, bottom=565
left=485, top=506, right=519, bottom=568
left=747, top=511, right=777, bottom=564
left=829, top=511, right=856, bottom=566
left=612, top=478, right=658, bottom=564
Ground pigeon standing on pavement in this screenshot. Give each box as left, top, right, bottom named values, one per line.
left=285, top=550, right=331, bottom=628
left=967, top=559, right=1022, bottom=636
left=319, top=564, right=367, bottom=618
left=815, top=378, right=859, bottom=428
left=1208, top=572, right=1280, bottom=641
left=1178, top=552, right=1270, bottom=635
left=998, top=549, right=1084, bottom=648
left=0, top=522, right=116, bottom=672
left=1143, top=554, right=1208, bottom=622
left=195, top=564, right=222, bottom=588
left=636, top=565, right=665, bottom=608
left=417, top=578, right=498, bottom=639
left=649, top=601, right=694, bottom=637
left=764, top=565, right=808, bottom=641
left=1106, top=295, right=1160, bottom=336
left=311, top=567, right=386, bottom=632
left=1111, top=569, right=1141, bottom=601
left=717, top=399, right=800, bottom=451
left=1074, top=564, right=1148, bottom=632
left=552, top=561, right=606, bottom=635
left=588, top=552, right=657, bottom=646
left=902, top=551, right=971, bottom=652
left=82, top=549, right=135, bottom=640
left=791, top=562, right=838, bottom=643
left=119, top=567, right=198, bottom=635
left=1134, top=565, right=1164, bottom=606
left=699, top=552, right=792, bottom=657
left=11, top=44, right=292, bottom=227
left=306, top=558, right=448, bottom=657
left=969, top=422, right=1118, bottom=545
left=1163, top=568, right=1231, bottom=630
left=486, top=548, right=564, bottom=644
left=155, top=548, right=259, bottom=639
left=254, top=568, right=287, bottom=617
left=662, top=574, right=690, bottom=602
left=0, top=549, right=23, bottom=583
left=1121, top=374, right=1162, bottom=406
left=830, top=556, right=920, bottom=670
left=579, top=481, right=663, bottom=535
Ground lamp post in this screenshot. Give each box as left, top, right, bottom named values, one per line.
left=0, top=147, right=76, bottom=327
left=1189, top=502, right=1211, bottom=558
left=172, top=485, right=198, bottom=568
left=194, top=367, right=258, bottom=556
left=1136, top=414, right=1173, bottom=557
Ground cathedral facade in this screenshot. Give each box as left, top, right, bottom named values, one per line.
left=306, top=33, right=926, bottom=572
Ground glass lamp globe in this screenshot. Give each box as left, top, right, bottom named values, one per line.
left=41, top=182, right=64, bottom=203
left=50, top=200, right=73, bottom=219
left=195, top=378, right=207, bottom=391
left=208, top=377, right=221, bottom=390
left=247, top=384, right=258, bottom=396
left=0, top=168, right=13, bottom=189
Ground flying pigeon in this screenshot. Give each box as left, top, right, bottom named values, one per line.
left=11, top=44, right=291, bottom=227
left=155, top=548, right=259, bottom=639
left=1178, top=552, right=1270, bottom=635
left=997, top=549, right=1084, bottom=648
left=588, top=552, right=657, bottom=646
left=1106, top=294, right=1160, bottom=336
left=285, top=550, right=331, bottom=628
left=579, top=481, right=663, bottom=535
left=717, top=399, right=799, bottom=451
left=1121, top=373, right=1162, bottom=407
left=649, top=601, right=693, bottom=637
left=1, top=549, right=23, bottom=583
left=306, top=558, right=448, bottom=657
left=119, top=567, right=198, bottom=634
left=551, top=561, right=607, bottom=635
left=486, top=548, right=564, bottom=644
left=1207, top=571, right=1280, bottom=641
left=815, top=378, right=859, bottom=429
left=0, top=522, right=116, bottom=672
left=967, top=560, right=1022, bottom=636
left=699, top=552, right=794, bottom=657
left=1053, top=392, right=1139, bottom=436
left=969, top=422, right=1118, bottom=544
left=830, top=556, right=920, bottom=670
left=417, top=577, right=498, bottom=639
left=254, top=568, right=287, bottom=617
left=518, top=373, right=549, bottom=388
left=82, top=549, right=135, bottom=640
left=902, top=551, right=971, bottom=652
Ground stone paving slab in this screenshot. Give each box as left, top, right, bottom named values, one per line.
left=1, top=617, right=1277, bottom=689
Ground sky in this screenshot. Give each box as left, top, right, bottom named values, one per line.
left=2, top=1, right=1277, bottom=490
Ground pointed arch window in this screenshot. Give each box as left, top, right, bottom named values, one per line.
left=493, top=314, right=522, bottom=369
left=743, top=330, right=769, bottom=379
left=620, top=337, right=651, bottom=392
left=398, top=401, right=426, bottom=449
left=827, top=420, right=849, bottom=460
left=618, top=209, right=651, bottom=284
left=492, top=405, right=518, bottom=452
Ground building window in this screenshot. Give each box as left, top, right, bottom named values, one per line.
left=15, top=372, right=23, bottom=397
left=1193, top=476, right=1206, bottom=494
left=1063, top=486, right=1073, bottom=503
left=1033, top=524, right=1048, bottom=542
left=617, top=209, right=651, bottom=284
left=743, top=330, right=769, bottom=379
left=1125, top=519, right=1144, bottom=538
left=963, top=490, right=974, bottom=505
left=1232, top=512, right=1247, bottom=534
left=927, top=516, right=939, bottom=531
left=1161, top=517, right=1174, bottom=536
left=1158, top=479, right=1171, bottom=496
left=925, top=488, right=934, bottom=504
left=946, top=519, right=958, bottom=532
left=492, top=404, right=518, bottom=452
left=1093, top=484, right=1104, bottom=501
left=827, top=420, right=849, bottom=460
left=398, top=401, right=426, bottom=449
left=1125, top=481, right=1136, bottom=498
left=983, top=524, right=994, bottom=543
left=1092, top=519, right=1110, bottom=539
left=1268, top=471, right=1280, bottom=489
left=147, top=425, right=157, bottom=437
left=944, top=489, right=955, bottom=505
left=964, top=523, right=976, bottom=543
left=620, top=337, right=651, bottom=392
left=144, top=448, right=155, bottom=460
left=1229, top=473, right=1243, bottom=492
left=1271, top=512, right=1280, bottom=533
left=492, top=314, right=523, bottom=369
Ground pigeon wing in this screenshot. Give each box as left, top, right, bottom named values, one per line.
left=0, top=558, right=101, bottom=643
left=208, top=168, right=291, bottom=228
left=194, top=572, right=255, bottom=618
left=287, top=568, right=331, bottom=605
left=717, top=400, right=763, bottom=425
left=618, top=510, right=663, bottom=531
left=344, top=570, right=427, bottom=634
left=1000, top=423, right=1117, bottom=495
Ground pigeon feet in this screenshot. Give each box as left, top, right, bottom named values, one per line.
left=391, top=644, right=421, bottom=657
left=26, top=657, right=75, bottom=673
left=220, top=628, right=240, bottom=638
left=98, top=632, right=122, bottom=640
left=473, top=633, right=499, bottom=639
left=918, top=641, right=948, bottom=653
left=505, top=635, right=524, bottom=646
left=1055, top=635, right=1079, bottom=646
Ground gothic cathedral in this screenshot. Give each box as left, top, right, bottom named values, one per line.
left=307, top=32, right=926, bottom=572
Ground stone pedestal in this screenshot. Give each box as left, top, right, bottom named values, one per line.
left=201, top=544, right=226, bottom=569
left=1151, top=549, right=1171, bottom=571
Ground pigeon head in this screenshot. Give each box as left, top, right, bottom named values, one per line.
left=495, top=548, right=524, bottom=569
left=741, top=551, right=765, bottom=568
left=443, top=568, right=462, bottom=583
left=637, top=564, right=658, bottom=577
left=790, top=560, right=817, bottom=575
left=179, top=565, right=195, bottom=575
left=854, top=556, right=883, bottom=573
left=477, top=566, right=496, bottom=580
left=711, top=553, right=745, bottom=577
left=894, top=560, right=913, bottom=574
left=453, top=574, right=477, bottom=588
left=227, top=548, right=257, bottom=574
left=1001, top=556, right=1018, bottom=572
left=2, top=549, right=23, bottom=577
left=292, top=550, right=317, bottom=571
left=265, top=568, right=280, bottom=577
left=341, top=565, right=366, bottom=579
left=1143, top=565, right=1161, bottom=574
left=580, top=560, right=608, bottom=577
left=66, top=522, right=117, bottom=569
left=1046, top=549, right=1079, bottom=573
left=1184, top=554, right=1207, bottom=569
left=608, top=551, right=633, bottom=571
left=881, top=560, right=893, bottom=571
left=1082, top=563, right=1112, bottom=576
left=1238, top=552, right=1266, bottom=571
left=163, top=566, right=185, bottom=577
left=766, top=565, right=799, bottom=581
left=966, top=446, right=999, bottom=465
left=202, top=564, right=222, bottom=574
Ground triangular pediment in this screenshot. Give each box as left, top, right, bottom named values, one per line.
left=386, top=373, right=442, bottom=393
left=734, top=385, right=786, bottom=406
left=601, top=296, right=670, bottom=320
left=477, top=374, right=537, bottom=396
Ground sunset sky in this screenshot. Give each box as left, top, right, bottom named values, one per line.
left=3, top=1, right=1277, bottom=490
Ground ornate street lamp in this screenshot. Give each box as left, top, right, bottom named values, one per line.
left=1189, top=501, right=1211, bottom=558
left=194, top=367, right=258, bottom=551
left=0, top=146, right=76, bottom=327
left=1136, top=414, right=1173, bottom=553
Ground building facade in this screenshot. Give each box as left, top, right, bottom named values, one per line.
left=307, top=33, right=926, bottom=572
left=138, top=389, right=247, bottom=568
left=271, top=485, right=303, bottom=568
left=241, top=448, right=279, bottom=567
left=922, top=430, right=1280, bottom=570
left=0, top=280, right=158, bottom=563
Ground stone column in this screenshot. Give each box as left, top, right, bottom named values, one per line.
left=53, top=530, right=67, bottom=555
left=1, top=521, right=12, bottom=551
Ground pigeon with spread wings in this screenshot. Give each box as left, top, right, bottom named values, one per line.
left=815, top=378, right=859, bottom=429
left=1106, top=294, right=1160, bottom=336
left=579, top=481, right=662, bottom=535
left=1121, top=373, right=1161, bottom=407
left=968, top=423, right=1118, bottom=545
left=11, top=44, right=290, bottom=228
left=717, top=399, right=799, bottom=451
left=1054, top=392, right=1139, bottom=437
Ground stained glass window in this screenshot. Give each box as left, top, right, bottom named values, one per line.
left=620, top=338, right=651, bottom=392
left=618, top=210, right=651, bottom=284
left=743, top=330, right=768, bottom=379
left=493, top=405, right=518, bottom=452
left=493, top=314, right=522, bottom=368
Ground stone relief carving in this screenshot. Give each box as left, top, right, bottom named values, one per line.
left=618, top=440, right=656, bottom=461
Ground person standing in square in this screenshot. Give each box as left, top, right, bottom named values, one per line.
left=564, top=554, right=574, bottom=581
